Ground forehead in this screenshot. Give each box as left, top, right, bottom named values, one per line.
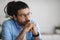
left=18, top=8, right=30, bottom=14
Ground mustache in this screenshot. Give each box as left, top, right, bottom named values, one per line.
left=20, top=20, right=30, bottom=26
left=24, top=20, right=30, bottom=23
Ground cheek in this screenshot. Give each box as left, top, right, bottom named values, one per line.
left=26, top=16, right=30, bottom=20
left=17, top=17, right=26, bottom=22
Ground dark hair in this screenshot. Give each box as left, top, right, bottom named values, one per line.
left=4, top=1, right=29, bottom=17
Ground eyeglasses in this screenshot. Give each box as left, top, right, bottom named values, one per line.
left=18, top=12, right=32, bottom=17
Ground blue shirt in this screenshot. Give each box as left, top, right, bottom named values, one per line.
left=2, top=18, right=42, bottom=40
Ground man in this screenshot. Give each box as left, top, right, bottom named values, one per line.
left=2, top=1, right=42, bottom=40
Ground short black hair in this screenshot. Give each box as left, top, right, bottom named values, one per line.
left=4, top=1, right=29, bottom=17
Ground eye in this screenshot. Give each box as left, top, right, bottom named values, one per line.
left=27, top=12, right=32, bottom=15
left=23, top=14, right=26, bottom=16
left=19, top=14, right=24, bottom=17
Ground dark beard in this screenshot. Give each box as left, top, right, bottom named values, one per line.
left=12, top=18, right=30, bottom=26
left=18, top=20, right=30, bottom=26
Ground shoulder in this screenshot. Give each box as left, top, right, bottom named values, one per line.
left=2, top=18, right=13, bottom=28
left=3, top=18, right=13, bottom=25
left=30, top=18, right=39, bottom=24
left=2, top=19, right=13, bottom=36
left=30, top=18, right=40, bottom=27
left=30, top=18, right=40, bottom=28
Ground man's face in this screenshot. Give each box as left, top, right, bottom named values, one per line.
left=15, top=8, right=31, bottom=25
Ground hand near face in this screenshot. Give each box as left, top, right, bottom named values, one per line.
left=23, top=22, right=34, bottom=32
left=23, top=22, right=38, bottom=35
left=30, top=23, right=38, bottom=35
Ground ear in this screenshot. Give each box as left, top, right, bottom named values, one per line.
left=13, top=15, right=17, bottom=20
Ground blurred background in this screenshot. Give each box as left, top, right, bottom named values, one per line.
left=0, top=0, right=60, bottom=40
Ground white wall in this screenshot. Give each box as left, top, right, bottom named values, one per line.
left=23, top=0, right=60, bottom=34
left=0, top=0, right=60, bottom=34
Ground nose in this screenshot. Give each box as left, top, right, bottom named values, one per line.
left=25, top=15, right=30, bottom=21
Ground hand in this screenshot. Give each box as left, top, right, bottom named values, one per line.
left=23, top=22, right=34, bottom=32
left=30, top=23, right=38, bottom=35
left=16, top=22, right=35, bottom=40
